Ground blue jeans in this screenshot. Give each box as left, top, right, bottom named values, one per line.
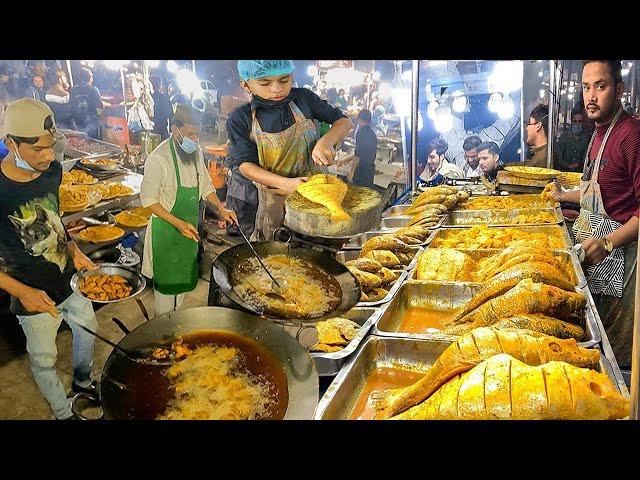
left=16, top=293, right=97, bottom=419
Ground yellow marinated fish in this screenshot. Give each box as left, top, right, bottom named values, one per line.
left=373, top=327, right=599, bottom=419
left=391, top=353, right=629, bottom=420
left=296, top=174, right=350, bottom=222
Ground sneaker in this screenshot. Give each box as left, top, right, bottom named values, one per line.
left=71, top=380, right=100, bottom=398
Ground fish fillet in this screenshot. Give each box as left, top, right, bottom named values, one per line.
left=296, top=174, right=350, bottom=222
left=392, top=353, right=629, bottom=420
left=373, top=327, right=599, bottom=419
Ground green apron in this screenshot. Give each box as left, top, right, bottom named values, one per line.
left=151, top=139, right=200, bottom=295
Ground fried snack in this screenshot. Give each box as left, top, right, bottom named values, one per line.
left=366, top=287, right=388, bottom=302
left=311, top=317, right=362, bottom=352
left=361, top=235, right=408, bottom=256
left=345, top=258, right=384, bottom=273
left=59, top=184, right=94, bottom=212
left=361, top=250, right=401, bottom=268
left=102, top=182, right=134, bottom=199
left=81, top=157, right=120, bottom=166
left=80, top=274, right=133, bottom=301
left=431, top=225, right=566, bottom=250
left=114, top=211, right=149, bottom=228
left=65, top=170, right=96, bottom=185
left=78, top=225, right=125, bottom=243
left=376, top=267, right=398, bottom=285
left=458, top=194, right=558, bottom=210
left=347, top=266, right=383, bottom=290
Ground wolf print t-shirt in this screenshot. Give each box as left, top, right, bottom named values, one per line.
left=0, top=161, right=75, bottom=315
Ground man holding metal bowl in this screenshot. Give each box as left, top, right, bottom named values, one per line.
left=0, top=98, right=99, bottom=420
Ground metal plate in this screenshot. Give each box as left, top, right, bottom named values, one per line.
left=410, top=248, right=587, bottom=288
left=442, top=207, right=564, bottom=228
left=316, top=336, right=619, bottom=420
left=372, top=281, right=600, bottom=347
left=310, top=307, right=384, bottom=377
left=70, top=263, right=146, bottom=304
left=336, top=246, right=423, bottom=272
left=380, top=215, right=446, bottom=230
left=428, top=225, right=574, bottom=251
left=343, top=230, right=431, bottom=250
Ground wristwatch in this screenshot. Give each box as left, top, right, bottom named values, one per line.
left=603, top=238, right=614, bottom=254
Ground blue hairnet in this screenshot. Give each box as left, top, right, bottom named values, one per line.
left=237, top=60, right=295, bottom=81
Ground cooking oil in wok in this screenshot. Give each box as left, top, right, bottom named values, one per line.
left=103, top=331, right=288, bottom=420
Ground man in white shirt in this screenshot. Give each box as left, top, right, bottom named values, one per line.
left=140, top=104, right=237, bottom=316
left=460, top=135, right=483, bottom=178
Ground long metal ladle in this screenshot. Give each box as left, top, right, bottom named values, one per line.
left=233, top=220, right=287, bottom=301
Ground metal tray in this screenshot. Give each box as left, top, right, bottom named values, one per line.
left=382, top=204, right=414, bottom=218
left=310, top=307, right=384, bottom=377
left=410, top=248, right=587, bottom=288
left=336, top=246, right=423, bottom=272
left=380, top=214, right=446, bottom=230
left=428, top=225, right=574, bottom=251
left=316, top=336, right=619, bottom=420
left=372, top=281, right=600, bottom=348
left=343, top=230, right=431, bottom=250
left=442, top=207, right=564, bottom=228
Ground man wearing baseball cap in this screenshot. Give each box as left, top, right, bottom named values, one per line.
left=0, top=98, right=100, bottom=420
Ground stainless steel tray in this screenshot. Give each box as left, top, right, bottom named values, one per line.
left=380, top=214, right=446, bottom=230
left=343, top=230, right=431, bottom=250
left=336, top=246, right=423, bottom=272
left=310, top=307, right=384, bottom=377
left=410, top=248, right=587, bottom=288
left=372, top=281, right=600, bottom=348
left=428, top=225, right=574, bottom=251
left=442, top=207, right=564, bottom=227
left=316, top=336, right=619, bottom=420
left=382, top=204, right=414, bottom=218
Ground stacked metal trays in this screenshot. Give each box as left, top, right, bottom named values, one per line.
left=343, top=230, right=433, bottom=250
left=371, top=281, right=601, bottom=348
left=310, top=307, right=385, bottom=377
left=427, top=225, right=575, bottom=251
left=442, top=207, right=564, bottom=228
left=409, top=248, right=587, bottom=288
left=315, top=336, right=621, bottom=420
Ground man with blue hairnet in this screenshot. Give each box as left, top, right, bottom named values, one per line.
left=227, top=60, right=353, bottom=240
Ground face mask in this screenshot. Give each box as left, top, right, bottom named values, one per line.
left=571, top=124, right=583, bottom=135
left=177, top=130, right=198, bottom=154
left=11, top=139, right=37, bottom=172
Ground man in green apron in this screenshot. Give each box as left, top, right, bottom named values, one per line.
left=226, top=60, right=353, bottom=241
left=140, top=105, right=237, bottom=316
left=546, top=60, right=640, bottom=369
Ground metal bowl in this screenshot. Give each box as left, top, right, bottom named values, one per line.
left=70, top=263, right=146, bottom=304
left=61, top=158, right=78, bottom=172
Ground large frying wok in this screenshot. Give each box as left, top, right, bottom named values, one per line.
left=73, top=307, right=319, bottom=420
left=211, top=241, right=360, bottom=323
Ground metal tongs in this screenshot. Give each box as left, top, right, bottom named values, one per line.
left=233, top=220, right=287, bottom=301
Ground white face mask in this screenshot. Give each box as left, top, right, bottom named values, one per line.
left=11, top=139, right=37, bottom=172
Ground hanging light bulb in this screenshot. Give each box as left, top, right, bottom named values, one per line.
left=434, top=111, right=454, bottom=133
left=538, top=71, right=543, bottom=77
left=452, top=95, right=467, bottom=113
left=497, top=97, right=515, bottom=120
left=167, top=60, right=179, bottom=74
left=307, top=65, right=318, bottom=76
left=539, top=89, right=546, bottom=98
left=372, top=71, right=381, bottom=81
left=427, top=100, right=439, bottom=119
left=568, top=93, right=574, bottom=100
left=488, top=92, right=502, bottom=113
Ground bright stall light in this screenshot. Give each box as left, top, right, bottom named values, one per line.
left=401, top=69, right=413, bottom=82
left=538, top=71, right=543, bottom=77
left=452, top=95, right=467, bottom=113
left=307, top=65, right=318, bottom=76
left=391, top=88, right=411, bottom=117
left=496, top=97, right=515, bottom=120
left=379, top=82, right=392, bottom=99
left=622, top=68, right=630, bottom=76
left=568, top=86, right=575, bottom=93
left=325, top=68, right=367, bottom=88
left=568, top=93, right=574, bottom=100
left=167, top=60, right=179, bottom=74
left=372, top=70, right=381, bottom=81
left=146, top=60, right=160, bottom=69
left=488, top=92, right=502, bottom=112
left=434, top=112, right=454, bottom=133
left=488, top=60, right=522, bottom=94
left=539, top=89, right=546, bottom=98
left=104, top=60, right=129, bottom=71
left=427, top=100, right=439, bottom=119
left=176, top=68, right=201, bottom=96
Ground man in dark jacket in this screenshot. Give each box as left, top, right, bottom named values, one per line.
left=353, top=109, right=378, bottom=188
left=69, top=68, right=104, bottom=139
